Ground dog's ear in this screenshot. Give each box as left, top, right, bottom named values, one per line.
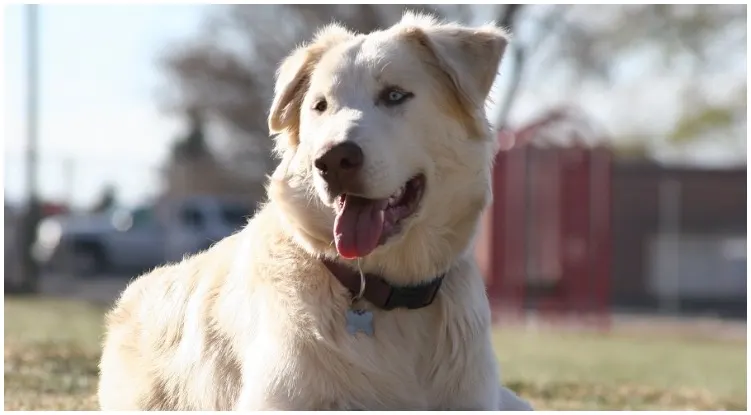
left=399, top=12, right=509, bottom=108
left=268, top=24, right=355, bottom=152
left=398, top=12, right=509, bottom=136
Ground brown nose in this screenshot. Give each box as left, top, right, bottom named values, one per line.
left=314, top=141, right=364, bottom=193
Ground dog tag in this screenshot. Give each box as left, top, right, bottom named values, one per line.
left=345, top=308, right=374, bottom=336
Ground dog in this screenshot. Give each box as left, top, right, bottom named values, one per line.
left=97, top=12, right=532, bottom=411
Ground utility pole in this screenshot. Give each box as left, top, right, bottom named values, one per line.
left=492, top=5, right=568, bottom=131
left=64, top=157, right=75, bottom=207
left=19, top=4, right=41, bottom=293
left=493, top=4, right=523, bottom=131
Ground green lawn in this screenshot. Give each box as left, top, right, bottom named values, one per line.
left=4, top=297, right=747, bottom=410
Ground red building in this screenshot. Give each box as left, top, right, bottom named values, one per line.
left=476, top=108, right=746, bottom=324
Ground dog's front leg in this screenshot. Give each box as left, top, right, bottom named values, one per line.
left=235, top=351, right=327, bottom=411
left=235, top=391, right=335, bottom=411
left=498, top=385, right=534, bottom=411
left=235, top=377, right=313, bottom=411
left=444, top=386, right=533, bottom=412
left=234, top=387, right=272, bottom=411
left=234, top=352, right=297, bottom=411
left=442, top=340, right=534, bottom=411
left=235, top=388, right=305, bottom=411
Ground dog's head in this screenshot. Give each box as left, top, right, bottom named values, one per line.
left=267, top=12, right=509, bottom=283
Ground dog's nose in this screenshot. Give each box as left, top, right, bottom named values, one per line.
left=314, top=142, right=364, bottom=193
left=314, top=141, right=364, bottom=176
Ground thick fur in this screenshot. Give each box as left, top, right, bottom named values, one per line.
left=98, top=12, right=532, bottom=411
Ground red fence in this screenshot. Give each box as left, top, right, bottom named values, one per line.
left=476, top=144, right=613, bottom=330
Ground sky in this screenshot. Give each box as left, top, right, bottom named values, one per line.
left=2, top=5, right=746, bottom=209
left=3, top=4, right=207, bottom=207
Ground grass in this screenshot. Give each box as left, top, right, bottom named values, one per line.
left=5, top=297, right=104, bottom=411
left=4, top=296, right=747, bottom=410
left=494, top=328, right=746, bottom=410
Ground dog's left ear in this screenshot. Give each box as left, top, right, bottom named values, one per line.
left=399, top=12, right=509, bottom=135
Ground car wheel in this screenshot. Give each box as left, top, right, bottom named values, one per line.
left=63, top=243, right=108, bottom=278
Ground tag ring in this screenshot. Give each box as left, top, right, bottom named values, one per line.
left=354, top=258, right=366, bottom=302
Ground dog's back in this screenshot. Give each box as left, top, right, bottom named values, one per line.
left=98, top=231, right=245, bottom=410
left=98, top=205, right=512, bottom=411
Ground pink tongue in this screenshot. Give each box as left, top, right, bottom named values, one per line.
left=334, top=196, right=387, bottom=259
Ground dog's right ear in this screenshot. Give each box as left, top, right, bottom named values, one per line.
left=268, top=24, right=355, bottom=152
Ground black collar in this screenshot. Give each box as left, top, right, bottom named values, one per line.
left=321, top=258, right=445, bottom=310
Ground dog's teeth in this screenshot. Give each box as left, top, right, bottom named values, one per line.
left=386, top=186, right=406, bottom=207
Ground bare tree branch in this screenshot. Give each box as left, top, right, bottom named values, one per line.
left=494, top=5, right=570, bottom=130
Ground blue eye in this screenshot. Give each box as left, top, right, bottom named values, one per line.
left=379, top=87, right=414, bottom=107
left=388, top=90, right=405, bottom=102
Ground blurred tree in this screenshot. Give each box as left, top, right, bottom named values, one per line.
left=669, top=85, right=747, bottom=144
left=91, top=185, right=118, bottom=214
left=492, top=4, right=556, bottom=129
left=160, top=107, right=264, bottom=206
left=538, top=5, right=746, bottom=81
left=497, top=4, right=746, bottom=155
left=170, top=107, right=210, bottom=161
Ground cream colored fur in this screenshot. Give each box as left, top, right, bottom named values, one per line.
left=98, top=12, right=532, bottom=411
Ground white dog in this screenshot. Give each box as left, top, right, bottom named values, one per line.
left=98, top=12, right=532, bottom=411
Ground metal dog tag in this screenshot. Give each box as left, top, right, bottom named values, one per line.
left=345, top=308, right=374, bottom=336
left=345, top=259, right=373, bottom=336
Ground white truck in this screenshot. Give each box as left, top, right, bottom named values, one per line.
left=33, top=196, right=253, bottom=277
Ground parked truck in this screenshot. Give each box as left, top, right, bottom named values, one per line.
left=32, top=196, right=253, bottom=277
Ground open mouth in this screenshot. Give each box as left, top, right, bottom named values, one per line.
left=333, top=174, right=426, bottom=259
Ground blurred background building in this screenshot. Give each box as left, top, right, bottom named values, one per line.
left=3, top=4, right=747, bottom=321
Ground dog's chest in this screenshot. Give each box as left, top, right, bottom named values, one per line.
left=309, top=314, right=445, bottom=409
left=248, top=260, right=493, bottom=410
left=297, top=297, right=481, bottom=409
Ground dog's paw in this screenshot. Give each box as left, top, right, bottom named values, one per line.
left=498, top=385, right=534, bottom=411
